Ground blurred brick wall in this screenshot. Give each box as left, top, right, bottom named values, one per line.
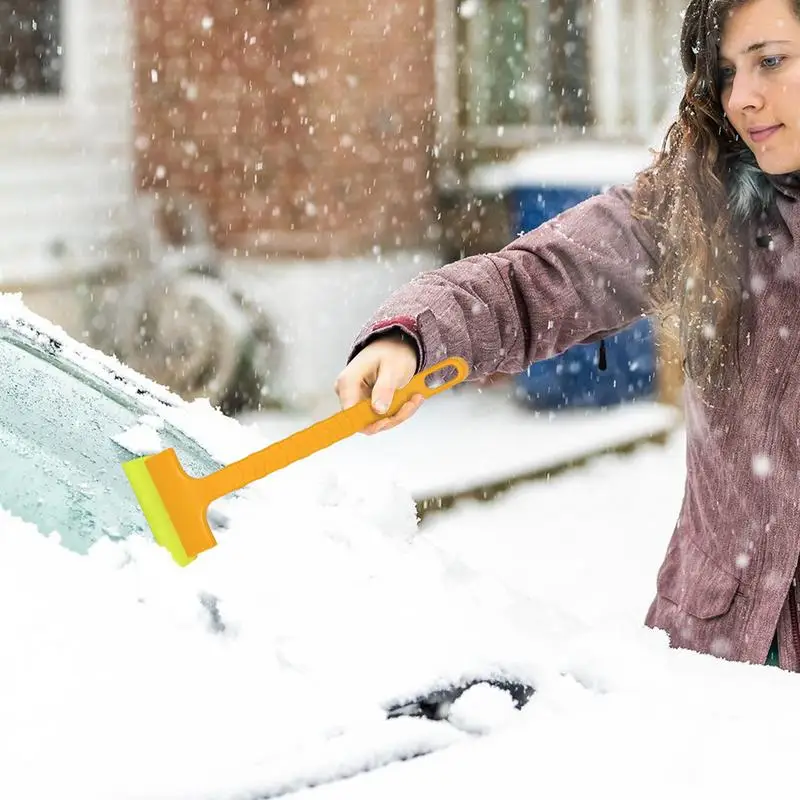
left=132, top=0, right=437, bottom=259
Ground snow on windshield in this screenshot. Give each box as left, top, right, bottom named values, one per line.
left=112, top=416, right=166, bottom=456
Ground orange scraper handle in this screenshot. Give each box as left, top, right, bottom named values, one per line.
left=198, top=356, right=470, bottom=506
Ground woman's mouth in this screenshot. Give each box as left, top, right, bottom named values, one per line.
left=749, top=124, right=784, bottom=143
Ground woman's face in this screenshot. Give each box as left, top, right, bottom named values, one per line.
left=719, top=0, right=800, bottom=173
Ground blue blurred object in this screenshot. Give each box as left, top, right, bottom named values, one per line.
left=511, top=185, right=600, bottom=229
left=508, top=183, right=657, bottom=410
left=516, top=317, right=656, bottom=410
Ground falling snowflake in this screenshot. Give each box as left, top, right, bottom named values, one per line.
left=701, top=323, right=716, bottom=340
left=752, top=454, right=772, bottom=478
left=750, top=274, right=767, bottom=294
left=458, top=0, right=480, bottom=19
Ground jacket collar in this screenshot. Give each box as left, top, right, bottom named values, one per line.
left=727, top=148, right=800, bottom=220
left=766, top=171, right=800, bottom=201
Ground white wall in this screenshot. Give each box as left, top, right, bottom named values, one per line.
left=224, top=253, right=433, bottom=414
left=0, top=0, right=135, bottom=287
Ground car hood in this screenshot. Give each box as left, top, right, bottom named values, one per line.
left=0, top=295, right=553, bottom=799
left=0, top=470, right=547, bottom=799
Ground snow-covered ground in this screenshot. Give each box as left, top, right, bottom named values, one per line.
left=240, top=386, right=679, bottom=502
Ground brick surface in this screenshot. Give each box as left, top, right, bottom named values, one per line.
left=132, top=0, right=436, bottom=258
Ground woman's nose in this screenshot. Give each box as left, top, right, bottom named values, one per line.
left=727, top=70, right=766, bottom=113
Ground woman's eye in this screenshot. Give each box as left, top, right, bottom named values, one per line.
left=762, top=55, right=785, bottom=69
left=719, top=66, right=735, bottom=85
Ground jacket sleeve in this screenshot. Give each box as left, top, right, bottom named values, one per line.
left=348, top=184, right=661, bottom=379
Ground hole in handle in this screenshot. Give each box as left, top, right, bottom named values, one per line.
left=424, top=364, right=459, bottom=390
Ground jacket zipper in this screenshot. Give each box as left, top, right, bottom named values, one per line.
left=789, top=578, right=800, bottom=669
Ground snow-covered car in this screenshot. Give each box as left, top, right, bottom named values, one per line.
left=0, top=294, right=538, bottom=800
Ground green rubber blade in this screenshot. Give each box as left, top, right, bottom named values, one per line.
left=122, top=456, right=195, bottom=567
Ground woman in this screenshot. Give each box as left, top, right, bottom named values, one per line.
left=334, top=0, right=800, bottom=670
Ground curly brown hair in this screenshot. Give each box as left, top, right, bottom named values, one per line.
left=632, top=0, right=800, bottom=390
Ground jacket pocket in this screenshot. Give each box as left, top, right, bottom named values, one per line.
left=656, top=534, right=740, bottom=620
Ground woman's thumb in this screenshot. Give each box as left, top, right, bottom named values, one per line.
left=371, top=368, right=398, bottom=415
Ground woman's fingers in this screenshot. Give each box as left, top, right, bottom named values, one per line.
left=335, top=335, right=421, bottom=433
left=363, top=394, right=425, bottom=435
left=371, top=363, right=402, bottom=414
left=334, top=370, right=370, bottom=411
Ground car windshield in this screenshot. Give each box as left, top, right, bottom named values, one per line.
left=0, top=327, right=221, bottom=554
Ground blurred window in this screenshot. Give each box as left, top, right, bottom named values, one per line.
left=457, top=0, right=685, bottom=145
left=0, top=0, right=61, bottom=96
left=460, top=0, right=591, bottom=129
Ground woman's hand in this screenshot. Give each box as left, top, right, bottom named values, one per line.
left=335, top=335, right=423, bottom=435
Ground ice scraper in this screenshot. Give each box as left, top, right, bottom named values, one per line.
left=122, top=357, right=469, bottom=566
